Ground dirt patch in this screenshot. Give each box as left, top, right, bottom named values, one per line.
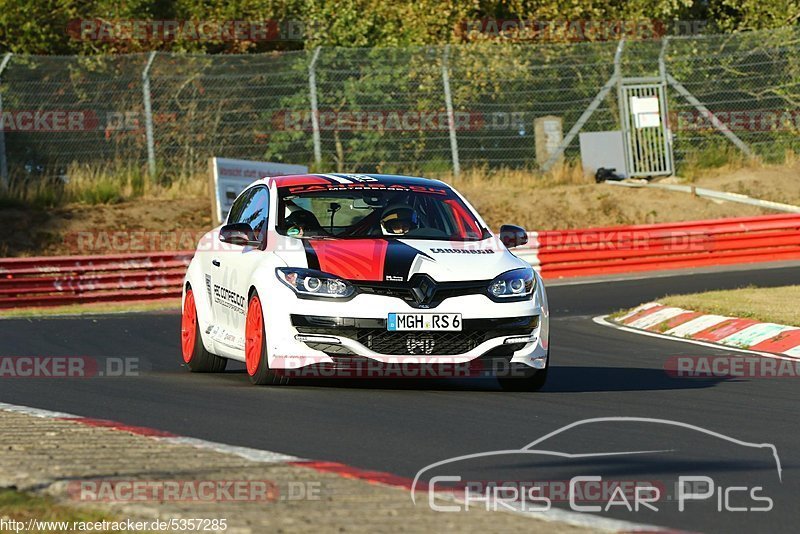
left=0, top=197, right=211, bottom=257
left=461, top=180, right=769, bottom=231
left=689, top=159, right=800, bottom=206
left=457, top=160, right=800, bottom=230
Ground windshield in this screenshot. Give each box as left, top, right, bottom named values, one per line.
left=277, top=183, right=489, bottom=241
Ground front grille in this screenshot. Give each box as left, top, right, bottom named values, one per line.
left=352, top=275, right=490, bottom=309
left=292, top=315, right=537, bottom=356
left=357, top=330, right=485, bottom=355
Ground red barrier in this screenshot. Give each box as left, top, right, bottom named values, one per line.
left=0, top=269, right=186, bottom=294
left=1, top=214, right=799, bottom=308
left=534, top=213, right=800, bottom=279
left=0, top=288, right=183, bottom=308
left=0, top=252, right=192, bottom=309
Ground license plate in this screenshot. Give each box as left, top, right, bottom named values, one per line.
left=387, top=313, right=462, bottom=331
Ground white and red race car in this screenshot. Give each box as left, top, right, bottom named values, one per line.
left=180, top=174, right=549, bottom=390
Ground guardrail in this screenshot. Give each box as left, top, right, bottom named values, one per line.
left=514, top=213, right=800, bottom=278
left=1, top=213, right=799, bottom=308
left=0, top=252, right=192, bottom=309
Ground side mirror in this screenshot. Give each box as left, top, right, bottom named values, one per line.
left=499, top=224, right=528, bottom=248
left=219, top=222, right=258, bottom=246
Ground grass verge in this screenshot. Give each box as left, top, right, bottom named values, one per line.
left=617, top=285, right=800, bottom=327
left=0, top=299, right=180, bottom=319
left=0, top=162, right=208, bottom=209
left=0, top=488, right=152, bottom=533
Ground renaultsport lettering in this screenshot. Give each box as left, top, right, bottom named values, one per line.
left=429, top=248, right=495, bottom=254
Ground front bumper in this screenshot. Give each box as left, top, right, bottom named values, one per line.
left=265, top=285, right=549, bottom=371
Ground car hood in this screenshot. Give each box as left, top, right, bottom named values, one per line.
left=272, top=236, right=528, bottom=283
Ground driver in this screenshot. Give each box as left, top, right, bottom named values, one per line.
left=284, top=209, right=323, bottom=237
left=380, top=204, right=419, bottom=235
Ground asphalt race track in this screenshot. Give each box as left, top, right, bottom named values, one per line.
left=2, top=264, right=799, bottom=533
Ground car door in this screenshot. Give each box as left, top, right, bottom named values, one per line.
left=211, top=185, right=270, bottom=349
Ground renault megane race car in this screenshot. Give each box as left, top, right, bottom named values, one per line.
left=180, top=174, right=549, bottom=390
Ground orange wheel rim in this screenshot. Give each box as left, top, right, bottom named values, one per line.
left=181, top=290, right=197, bottom=363
left=245, top=296, right=263, bottom=376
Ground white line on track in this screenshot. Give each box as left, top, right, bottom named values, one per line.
left=158, top=436, right=301, bottom=463
left=0, top=402, right=81, bottom=419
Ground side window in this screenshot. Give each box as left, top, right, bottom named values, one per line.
left=226, top=189, right=252, bottom=226
left=228, top=187, right=269, bottom=242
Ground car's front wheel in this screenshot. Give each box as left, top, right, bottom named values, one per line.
left=181, top=286, right=227, bottom=372
left=497, top=351, right=549, bottom=392
left=245, top=291, right=289, bottom=386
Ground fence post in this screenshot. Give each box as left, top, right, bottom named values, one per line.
left=141, top=51, right=158, bottom=177
left=658, top=37, right=676, bottom=174
left=441, top=45, right=461, bottom=177
left=658, top=36, right=670, bottom=81
left=308, top=46, right=322, bottom=168
left=0, top=53, right=13, bottom=189
left=542, top=39, right=625, bottom=172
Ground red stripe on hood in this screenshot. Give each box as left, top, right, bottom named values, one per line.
left=309, top=239, right=388, bottom=281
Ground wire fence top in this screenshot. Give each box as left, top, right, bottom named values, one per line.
left=1, top=28, right=799, bottom=183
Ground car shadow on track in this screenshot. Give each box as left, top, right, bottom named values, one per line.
left=542, top=365, right=730, bottom=393
left=209, top=363, right=729, bottom=393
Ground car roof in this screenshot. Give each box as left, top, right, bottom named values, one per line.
left=263, top=173, right=449, bottom=189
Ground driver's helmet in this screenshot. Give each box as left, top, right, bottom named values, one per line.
left=380, top=204, right=419, bottom=235
left=285, top=209, right=318, bottom=229
left=284, top=209, right=322, bottom=237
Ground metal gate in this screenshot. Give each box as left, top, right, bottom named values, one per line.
left=619, top=82, right=674, bottom=177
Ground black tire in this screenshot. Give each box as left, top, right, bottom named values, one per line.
left=182, top=286, right=227, bottom=373
left=246, top=291, right=290, bottom=386
left=497, top=351, right=549, bottom=392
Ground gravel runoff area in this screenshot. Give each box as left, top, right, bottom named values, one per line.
left=0, top=409, right=591, bottom=534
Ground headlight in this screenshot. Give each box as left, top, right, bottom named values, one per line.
left=487, top=267, right=536, bottom=301
left=276, top=268, right=355, bottom=299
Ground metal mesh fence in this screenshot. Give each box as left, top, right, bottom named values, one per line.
left=449, top=41, right=620, bottom=168
left=1, top=27, right=799, bottom=182
left=0, top=54, right=149, bottom=177
left=148, top=50, right=312, bottom=177
left=665, top=27, right=800, bottom=165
